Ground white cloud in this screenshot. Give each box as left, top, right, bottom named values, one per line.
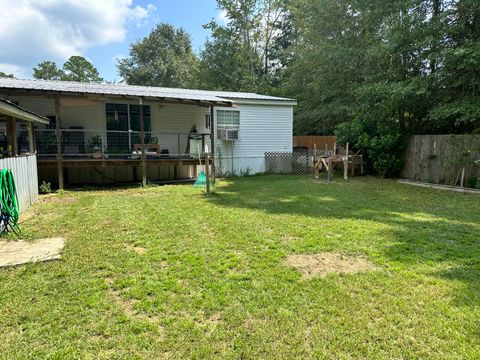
left=217, top=9, right=230, bottom=24
left=0, top=63, right=29, bottom=78
left=130, top=4, right=157, bottom=27
left=0, top=0, right=156, bottom=76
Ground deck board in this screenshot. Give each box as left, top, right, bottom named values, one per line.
left=37, top=158, right=211, bottom=168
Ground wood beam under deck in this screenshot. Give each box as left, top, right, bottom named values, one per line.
left=37, top=158, right=212, bottom=169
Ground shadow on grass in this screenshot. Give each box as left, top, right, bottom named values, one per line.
left=209, top=175, right=480, bottom=306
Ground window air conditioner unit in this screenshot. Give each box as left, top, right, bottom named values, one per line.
left=220, top=129, right=239, bottom=141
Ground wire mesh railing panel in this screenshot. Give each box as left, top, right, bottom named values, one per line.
left=265, top=152, right=312, bottom=175
left=35, top=129, right=211, bottom=161
left=17, top=128, right=31, bottom=154
left=35, top=129, right=57, bottom=159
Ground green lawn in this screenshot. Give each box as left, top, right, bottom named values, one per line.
left=1, top=176, right=479, bottom=359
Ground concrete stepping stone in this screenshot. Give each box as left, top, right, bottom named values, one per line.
left=0, top=238, right=65, bottom=268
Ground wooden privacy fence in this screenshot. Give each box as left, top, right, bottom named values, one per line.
left=401, top=134, right=480, bottom=185
left=293, top=136, right=336, bottom=151
left=265, top=152, right=312, bottom=175
left=0, top=155, right=39, bottom=212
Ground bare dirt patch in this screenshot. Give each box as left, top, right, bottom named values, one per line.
left=125, top=244, right=147, bottom=254
left=40, top=195, right=77, bottom=204
left=105, top=277, right=160, bottom=326
left=285, top=252, right=377, bottom=279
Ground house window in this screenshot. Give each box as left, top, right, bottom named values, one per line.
left=106, top=103, right=151, bottom=154
left=216, top=110, right=240, bottom=129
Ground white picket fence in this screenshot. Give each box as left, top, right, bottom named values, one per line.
left=0, top=155, right=38, bottom=212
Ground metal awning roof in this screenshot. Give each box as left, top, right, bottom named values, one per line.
left=0, top=78, right=233, bottom=106
left=0, top=98, right=49, bottom=124
left=0, top=78, right=297, bottom=105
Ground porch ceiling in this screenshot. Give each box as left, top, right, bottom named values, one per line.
left=0, top=98, right=49, bottom=124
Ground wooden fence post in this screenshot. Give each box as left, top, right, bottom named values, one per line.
left=313, top=144, right=319, bottom=179
left=343, top=143, right=349, bottom=180
left=328, top=157, right=333, bottom=182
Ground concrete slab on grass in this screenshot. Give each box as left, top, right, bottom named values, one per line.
left=0, top=238, right=64, bottom=268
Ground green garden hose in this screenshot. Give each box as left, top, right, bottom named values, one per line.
left=0, top=169, right=19, bottom=234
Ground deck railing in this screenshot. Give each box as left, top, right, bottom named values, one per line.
left=35, top=129, right=211, bottom=160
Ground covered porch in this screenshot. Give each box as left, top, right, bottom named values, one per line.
left=31, top=95, right=228, bottom=187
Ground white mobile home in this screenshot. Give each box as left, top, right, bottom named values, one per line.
left=0, top=78, right=296, bottom=186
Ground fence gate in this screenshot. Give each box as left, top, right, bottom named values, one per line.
left=265, top=152, right=312, bottom=175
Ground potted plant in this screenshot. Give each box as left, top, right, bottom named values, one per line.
left=88, top=135, right=103, bottom=159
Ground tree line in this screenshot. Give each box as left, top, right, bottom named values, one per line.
left=17, top=0, right=480, bottom=175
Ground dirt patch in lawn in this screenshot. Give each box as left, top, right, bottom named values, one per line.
left=105, top=277, right=159, bottom=326
left=285, top=252, right=377, bottom=279
left=125, top=244, right=147, bottom=254
left=40, top=195, right=77, bottom=204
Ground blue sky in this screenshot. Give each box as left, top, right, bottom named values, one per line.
left=0, top=0, right=221, bottom=82
left=85, top=0, right=220, bottom=81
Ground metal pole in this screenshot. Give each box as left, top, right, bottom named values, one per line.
left=210, top=106, right=216, bottom=180
left=205, top=152, right=210, bottom=194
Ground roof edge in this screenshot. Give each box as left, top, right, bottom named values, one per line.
left=0, top=98, right=49, bottom=124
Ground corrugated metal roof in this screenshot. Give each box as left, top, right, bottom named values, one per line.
left=0, top=78, right=296, bottom=104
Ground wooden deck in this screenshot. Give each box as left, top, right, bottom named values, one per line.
left=37, top=157, right=212, bottom=168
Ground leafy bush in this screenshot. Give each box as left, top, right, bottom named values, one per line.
left=39, top=181, right=52, bottom=194
left=335, top=118, right=404, bottom=177
left=466, top=176, right=480, bottom=189
left=239, top=167, right=252, bottom=177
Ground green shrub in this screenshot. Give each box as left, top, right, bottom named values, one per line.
left=239, top=167, right=252, bottom=177
left=39, top=181, right=52, bottom=194
left=335, top=118, right=404, bottom=177
left=466, top=176, right=477, bottom=188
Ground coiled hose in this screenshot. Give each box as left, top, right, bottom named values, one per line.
left=0, top=169, right=19, bottom=234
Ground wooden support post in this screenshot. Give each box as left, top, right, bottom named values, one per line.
left=205, top=153, right=210, bottom=194
left=28, top=122, right=35, bottom=154
left=351, top=155, right=355, bottom=177
left=5, top=117, right=16, bottom=155
left=139, top=98, right=147, bottom=187
left=177, top=133, right=181, bottom=157
left=344, top=143, right=349, bottom=180
left=460, top=167, right=465, bottom=188
left=210, top=106, right=216, bottom=180
left=55, top=96, right=64, bottom=189
left=313, top=143, right=319, bottom=179
left=327, top=157, right=333, bottom=182
left=360, top=156, right=364, bottom=175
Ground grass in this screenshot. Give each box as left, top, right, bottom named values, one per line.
left=1, top=175, right=479, bottom=359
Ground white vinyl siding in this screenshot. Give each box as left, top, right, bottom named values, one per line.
left=215, top=103, right=293, bottom=175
